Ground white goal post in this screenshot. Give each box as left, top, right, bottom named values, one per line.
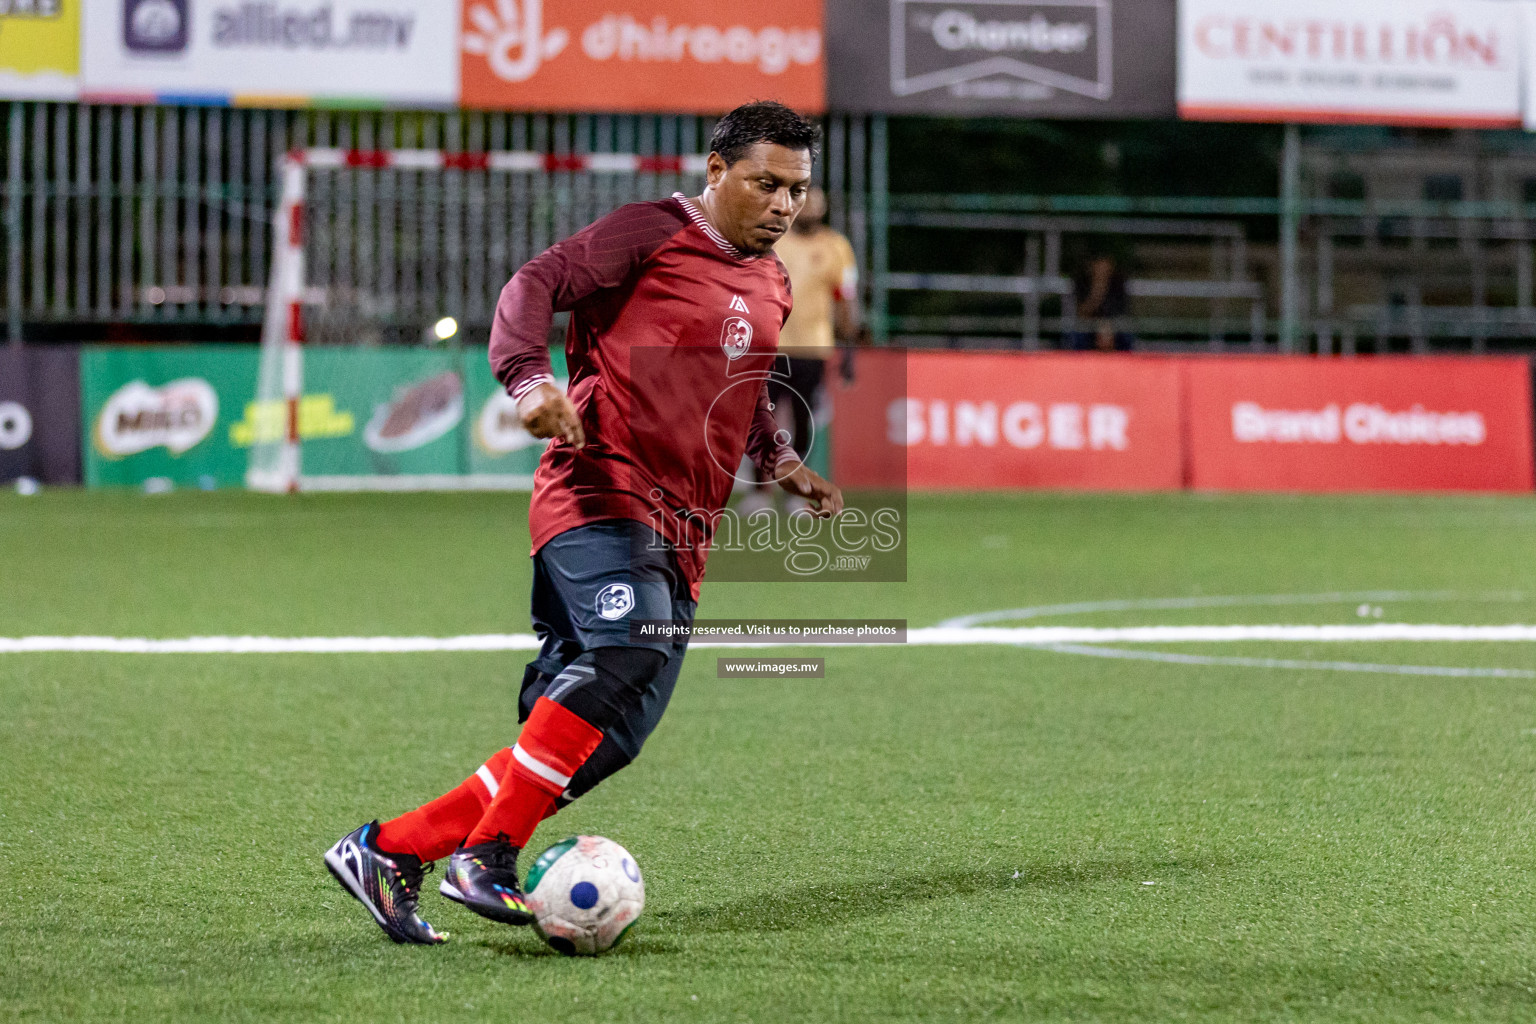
left=246, top=147, right=708, bottom=494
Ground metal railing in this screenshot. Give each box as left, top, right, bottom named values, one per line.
left=881, top=198, right=1262, bottom=349
left=8, top=102, right=1536, bottom=356
left=0, top=102, right=881, bottom=345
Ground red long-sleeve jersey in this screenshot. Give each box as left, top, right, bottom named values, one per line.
left=490, top=193, right=799, bottom=600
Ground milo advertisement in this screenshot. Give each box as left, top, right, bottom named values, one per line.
left=84, top=344, right=566, bottom=489
left=83, top=346, right=258, bottom=488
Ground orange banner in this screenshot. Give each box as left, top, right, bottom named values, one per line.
left=459, top=0, right=825, bottom=113
left=1184, top=356, right=1534, bottom=493
left=831, top=351, right=1185, bottom=491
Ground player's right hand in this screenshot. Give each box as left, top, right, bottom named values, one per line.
left=518, top=381, right=585, bottom=450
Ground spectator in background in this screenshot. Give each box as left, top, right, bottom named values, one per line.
left=1070, top=252, right=1133, bottom=352
left=742, top=185, right=860, bottom=514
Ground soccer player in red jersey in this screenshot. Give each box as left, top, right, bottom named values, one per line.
left=324, top=102, right=843, bottom=943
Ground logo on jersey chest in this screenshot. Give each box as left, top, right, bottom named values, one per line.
left=721, top=316, right=753, bottom=360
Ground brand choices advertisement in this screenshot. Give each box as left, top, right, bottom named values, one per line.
left=1185, top=356, right=1534, bottom=492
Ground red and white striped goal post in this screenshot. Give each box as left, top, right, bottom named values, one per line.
left=287, top=147, right=710, bottom=175
left=248, top=147, right=708, bottom=494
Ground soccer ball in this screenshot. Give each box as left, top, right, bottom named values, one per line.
left=524, top=835, right=644, bottom=955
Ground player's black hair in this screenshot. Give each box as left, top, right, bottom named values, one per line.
left=709, top=101, right=821, bottom=166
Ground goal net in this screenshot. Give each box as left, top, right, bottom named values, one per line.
left=245, top=147, right=705, bottom=493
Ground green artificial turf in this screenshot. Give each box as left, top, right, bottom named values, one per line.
left=3, top=489, right=1536, bottom=1022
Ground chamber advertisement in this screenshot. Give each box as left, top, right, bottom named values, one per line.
left=827, top=0, right=1176, bottom=117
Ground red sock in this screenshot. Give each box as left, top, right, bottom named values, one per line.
left=466, top=697, right=602, bottom=848
left=377, top=747, right=512, bottom=862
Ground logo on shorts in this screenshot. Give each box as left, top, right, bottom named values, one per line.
left=721, top=317, right=753, bottom=360
left=595, top=583, right=635, bottom=620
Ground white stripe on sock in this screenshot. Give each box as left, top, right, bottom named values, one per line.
left=512, top=742, right=572, bottom=788
left=474, top=764, right=500, bottom=798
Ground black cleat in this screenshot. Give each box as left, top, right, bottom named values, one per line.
left=324, top=822, right=447, bottom=945
left=439, top=839, right=535, bottom=926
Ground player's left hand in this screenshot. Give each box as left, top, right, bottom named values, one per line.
left=776, top=459, right=844, bottom=518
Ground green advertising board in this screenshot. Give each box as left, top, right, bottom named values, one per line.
left=84, top=344, right=569, bottom=489
left=80, top=344, right=829, bottom=488
left=227, top=345, right=567, bottom=485
left=462, top=346, right=568, bottom=479
left=82, top=346, right=259, bottom=488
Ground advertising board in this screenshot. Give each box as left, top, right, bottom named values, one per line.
left=1178, top=0, right=1523, bottom=126
left=83, top=344, right=565, bottom=489
left=832, top=350, right=1186, bottom=491
left=80, top=0, right=457, bottom=106
left=0, top=0, right=79, bottom=99
left=1184, top=356, right=1534, bottom=492
left=828, top=0, right=1176, bottom=117
left=459, top=0, right=825, bottom=113
left=0, top=346, right=80, bottom=485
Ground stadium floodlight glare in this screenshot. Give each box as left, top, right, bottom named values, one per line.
left=245, top=147, right=708, bottom=494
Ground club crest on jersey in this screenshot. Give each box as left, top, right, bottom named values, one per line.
left=595, top=583, right=635, bottom=620
left=721, top=316, right=753, bottom=360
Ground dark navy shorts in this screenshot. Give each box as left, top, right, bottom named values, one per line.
left=518, top=518, right=696, bottom=761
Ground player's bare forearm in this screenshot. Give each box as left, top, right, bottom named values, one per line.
left=518, top=381, right=585, bottom=450
left=833, top=296, right=861, bottom=344
left=776, top=458, right=844, bottom=518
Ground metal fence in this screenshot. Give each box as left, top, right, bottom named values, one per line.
left=12, top=103, right=1536, bottom=355
left=0, top=103, right=882, bottom=344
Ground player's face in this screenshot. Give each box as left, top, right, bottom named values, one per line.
left=707, top=144, right=813, bottom=254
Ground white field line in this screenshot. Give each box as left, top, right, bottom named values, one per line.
left=5, top=624, right=1536, bottom=654
left=1039, top=643, right=1536, bottom=679
left=0, top=635, right=547, bottom=654
left=936, top=590, right=1526, bottom=629
left=917, top=625, right=1536, bottom=644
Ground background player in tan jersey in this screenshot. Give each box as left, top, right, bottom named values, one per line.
left=744, top=186, right=860, bottom=514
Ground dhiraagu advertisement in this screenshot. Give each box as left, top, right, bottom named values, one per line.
left=0, top=0, right=80, bottom=99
